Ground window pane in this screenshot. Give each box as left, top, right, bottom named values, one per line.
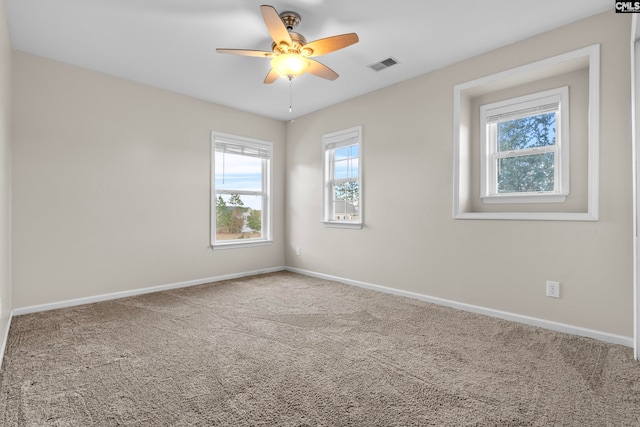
left=334, top=144, right=359, bottom=180
left=497, top=153, right=554, bottom=193
left=334, top=159, right=349, bottom=180
left=334, top=158, right=359, bottom=180
left=332, top=181, right=359, bottom=220
left=497, top=112, right=557, bottom=152
left=335, top=145, right=358, bottom=160
left=215, top=194, right=263, bottom=240
left=215, top=152, right=263, bottom=192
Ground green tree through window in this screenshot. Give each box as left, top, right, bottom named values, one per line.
left=496, top=113, right=556, bottom=193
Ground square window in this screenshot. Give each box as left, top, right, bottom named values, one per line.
left=453, top=44, right=599, bottom=221
left=480, top=87, right=569, bottom=204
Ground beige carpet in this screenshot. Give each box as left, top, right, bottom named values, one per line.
left=0, top=271, right=639, bottom=426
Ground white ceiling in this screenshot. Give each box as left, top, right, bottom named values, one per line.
left=5, top=0, right=612, bottom=121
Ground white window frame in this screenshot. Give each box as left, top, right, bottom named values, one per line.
left=211, top=131, right=273, bottom=249
left=480, top=87, right=570, bottom=204
left=323, top=126, right=363, bottom=229
left=452, top=44, right=599, bottom=221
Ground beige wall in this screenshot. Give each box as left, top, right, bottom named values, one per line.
left=0, top=0, right=11, bottom=343
left=286, top=11, right=634, bottom=337
left=12, top=52, right=286, bottom=308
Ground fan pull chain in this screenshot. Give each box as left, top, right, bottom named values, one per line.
left=289, top=78, right=294, bottom=114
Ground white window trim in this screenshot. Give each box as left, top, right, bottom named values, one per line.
left=452, top=44, right=600, bottom=221
left=480, top=87, right=570, bottom=204
left=322, top=126, right=363, bottom=229
left=211, top=131, right=273, bottom=249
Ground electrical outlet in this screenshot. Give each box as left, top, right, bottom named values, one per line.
left=295, top=247, right=301, bottom=256
left=546, top=281, right=560, bottom=298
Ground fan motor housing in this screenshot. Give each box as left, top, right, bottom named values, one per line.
left=272, top=32, right=307, bottom=54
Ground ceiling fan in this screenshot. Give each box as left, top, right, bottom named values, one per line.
left=216, top=5, right=359, bottom=83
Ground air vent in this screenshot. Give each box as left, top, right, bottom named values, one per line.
left=369, top=57, right=398, bottom=71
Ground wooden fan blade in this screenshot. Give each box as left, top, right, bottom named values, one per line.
left=216, top=48, right=274, bottom=58
left=307, top=59, right=339, bottom=81
left=260, top=5, right=292, bottom=47
left=303, top=33, right=359, bottom=57
left=264, top=68, right=280, bottom=84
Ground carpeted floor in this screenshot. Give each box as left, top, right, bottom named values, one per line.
left=0, top=271, right=639, bottom=426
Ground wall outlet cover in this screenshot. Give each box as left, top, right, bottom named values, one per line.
left=546, top=281, right=560, bottom=298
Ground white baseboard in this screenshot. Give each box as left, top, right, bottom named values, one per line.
left=12, top=266, right=285, bottom=316
left=9, top=265, right=633, bottom=349
left=286, top=266, right=634, bottom=348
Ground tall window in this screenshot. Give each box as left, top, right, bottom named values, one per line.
left=323, top=126, right=362, bottom=228
left=211, top=132, right=272, bottom=248
left=480, top=87, right=569, bottom=204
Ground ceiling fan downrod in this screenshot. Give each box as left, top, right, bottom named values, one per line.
left=279, top=11, right=301, bottom=31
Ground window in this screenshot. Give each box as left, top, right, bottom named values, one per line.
left=323, top=126, right=362, bottom=228
left=480, top=87, right=569, bottom=204
left=453, top=44, right=599, bottom=221
left=211, top=132, right=272, bottom=248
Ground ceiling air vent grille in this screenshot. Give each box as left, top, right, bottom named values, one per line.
left=369, top=57, right=398, bottom=71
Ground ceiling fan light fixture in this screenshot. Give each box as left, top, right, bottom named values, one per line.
left=271, top=54, right=310, bottom=79
left=217, top=5, right=358, bottom=86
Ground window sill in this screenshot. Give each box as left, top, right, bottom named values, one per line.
left=212, top=240, right=273, bottom=250
left=454, top=212, right=597, bottom=221
left=481, top=193, right=568, bottom=204
left=322, top=221, right=363, bottom=229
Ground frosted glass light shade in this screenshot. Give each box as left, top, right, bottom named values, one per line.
left=271, top=54, right=310, bottom=78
